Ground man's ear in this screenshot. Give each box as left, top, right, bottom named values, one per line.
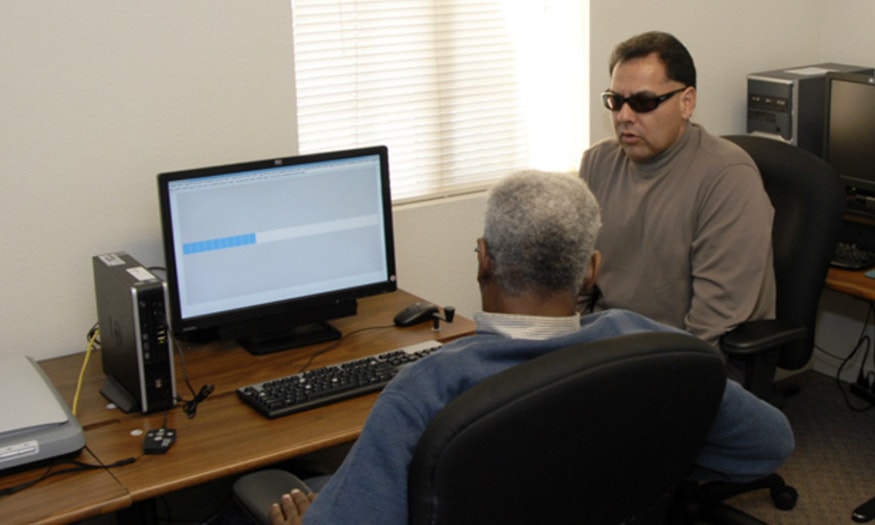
left=680, top=86, right=697, bottom=120
left=582, top=250, right=601, bottom=292
left=476, top=238, right=492, bottom=283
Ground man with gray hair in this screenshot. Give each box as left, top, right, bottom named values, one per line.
left=267, top=171, right=792, bottom=525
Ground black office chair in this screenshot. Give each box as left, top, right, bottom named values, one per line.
left=407, top=332, right=727, bottom=525
left=688, top=135, right=846, bottom=520
left=719, top=135, right=845, bottom=400
left=232, top=332, right=728, bottom=524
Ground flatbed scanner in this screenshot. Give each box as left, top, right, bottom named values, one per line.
left=0, top=355, right=85, bottom=472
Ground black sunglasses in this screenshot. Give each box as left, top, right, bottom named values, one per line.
left=601, top=87, right=688, bottom=113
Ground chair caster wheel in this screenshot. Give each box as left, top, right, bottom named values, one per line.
left=771, top=485, right=798, bottom=510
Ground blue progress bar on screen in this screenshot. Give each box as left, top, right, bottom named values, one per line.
left=183, top=233, right=256, bottom=254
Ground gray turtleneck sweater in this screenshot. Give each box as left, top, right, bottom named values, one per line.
left=580, top=122, right=776, bottom=345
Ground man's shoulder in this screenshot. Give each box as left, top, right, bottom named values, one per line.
left=691, top=124, right=757, bottom=171
left=580, top=309, right=683, bottom=337
left=399, top=312, right=681, bottom=377
left=386, top=334, right=528, bottom=392
left=581, top=137, right=625, bottom=183
left=583, top=137, right=623, bottom=163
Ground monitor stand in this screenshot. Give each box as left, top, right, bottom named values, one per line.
left=238, top=322, right=341, bottom=356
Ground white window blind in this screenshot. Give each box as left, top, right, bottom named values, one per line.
left=292, top=0, right=588, bottom=202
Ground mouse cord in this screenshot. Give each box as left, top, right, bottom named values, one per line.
left=296, top=324, right=394, bottom=373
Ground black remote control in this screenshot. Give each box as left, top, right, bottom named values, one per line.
left=143, top=428, right=176, bottom=455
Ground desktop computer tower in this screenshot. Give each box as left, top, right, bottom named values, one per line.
left=747, top=63, right=873, bottom=157
left=92, top=252, right=176, bottom=414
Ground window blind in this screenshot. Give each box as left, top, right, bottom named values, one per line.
left=292, top=0, right=588, bottom=202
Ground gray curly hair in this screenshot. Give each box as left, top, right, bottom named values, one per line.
left=483, top=170, right=601, bottom=296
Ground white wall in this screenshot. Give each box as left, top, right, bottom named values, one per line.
left=588, top=0, right=825, bottom=142
left=392, top=194, right=486, bottom=319
left=1, top=1, right=298, bottom=359
left=2, top=1, right=875, bottom=369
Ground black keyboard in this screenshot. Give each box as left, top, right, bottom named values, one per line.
left=832, top=242, right=875, bottom=270
left=237, top=340, right=442, bottom=419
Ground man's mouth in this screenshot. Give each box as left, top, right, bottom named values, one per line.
left=620, top=131, right=640, bottom=144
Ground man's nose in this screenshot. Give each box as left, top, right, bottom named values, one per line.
left=615, top=101, right=636, bottom=122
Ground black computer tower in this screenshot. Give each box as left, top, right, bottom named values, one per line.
left=747, top=63, right=873, bottom=157
left=92, top=252, right=176, bottom=413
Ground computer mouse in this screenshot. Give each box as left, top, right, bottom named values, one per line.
left=393, top=302, right=439, bottom=327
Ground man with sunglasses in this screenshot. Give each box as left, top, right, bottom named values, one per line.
left=579, top=31, right=776, bottom=354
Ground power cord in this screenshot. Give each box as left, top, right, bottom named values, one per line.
left=830, top=301, right=875, bottom=411
left=180, top=383, right=214, bottom=419
left=82, top=321, right=213, bottom=419
left=0, top=455, right=136, bottom=498
left=172, top=339, right=214, bottom=419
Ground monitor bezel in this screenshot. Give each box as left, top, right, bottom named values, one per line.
left=823, top=71, right=875, bottom=196
left=157, top=145, right=397, bottom=351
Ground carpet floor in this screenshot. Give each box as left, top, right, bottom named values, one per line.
left=726, top=371, right=875, bottom=523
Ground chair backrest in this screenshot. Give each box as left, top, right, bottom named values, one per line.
left=407, top=332, right=726, bottom=525
left=723, top=135, right=845, bottom=370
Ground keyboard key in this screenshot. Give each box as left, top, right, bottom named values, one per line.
left=832, top=242, right=875, bottom=270
left=237, top=340, right=442, bottom=418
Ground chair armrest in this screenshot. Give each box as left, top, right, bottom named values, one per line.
left=720, top=319, right=807, bottom=357
left=233, top=469, right=313, bottom=525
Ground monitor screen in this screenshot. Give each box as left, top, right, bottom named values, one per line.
left=158, top=145, right=397, bottom=354
left=824, top=72, right=875, bottom=200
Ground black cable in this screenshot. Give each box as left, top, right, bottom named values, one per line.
left=172, top=339, right=213, bottom=419
left=296, top=324, right=395, bottom=373
left=181, top=383, right=214, bottom=419
left=86, top=321, right=101, bottom=350
left=0, top=456, right=136, bottom=498
left=814, top=342, right=850, bottom=362
left=147, top=266, right=167, bottom=282
left=835, top=335, right=872, bottom=411
left=171, top=323, right=397, bottom=415
left=833, top=302, right=875, bottom=411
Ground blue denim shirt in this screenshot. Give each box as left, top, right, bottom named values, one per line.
left=302, top=309, right=794, bottom=524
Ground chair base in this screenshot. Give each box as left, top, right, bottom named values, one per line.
left=671, top=474, right=798, bottom=524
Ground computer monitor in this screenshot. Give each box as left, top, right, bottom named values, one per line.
left=823, top=72, right=875, bottom=206
left=157, top=145, right=396, bottom=355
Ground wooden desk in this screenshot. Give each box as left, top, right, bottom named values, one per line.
left=0, top=289, right=474, bottom=524
left=826, top=266, right=875, bottom=302
left=0, top=449, right=130, bottom=525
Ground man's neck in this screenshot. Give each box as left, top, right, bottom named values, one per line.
left=487, top=292, right=577, bottom=317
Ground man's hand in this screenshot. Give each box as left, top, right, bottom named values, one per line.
left=269, top=489, right=316, bottom=525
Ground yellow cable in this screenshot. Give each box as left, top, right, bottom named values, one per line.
left=72, top=328, right=99, bottom=416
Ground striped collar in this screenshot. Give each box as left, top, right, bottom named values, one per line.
left=473, top=311, right=580, bottom=340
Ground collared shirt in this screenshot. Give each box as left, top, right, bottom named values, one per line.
left=473, top=311, right=581, bottom=340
